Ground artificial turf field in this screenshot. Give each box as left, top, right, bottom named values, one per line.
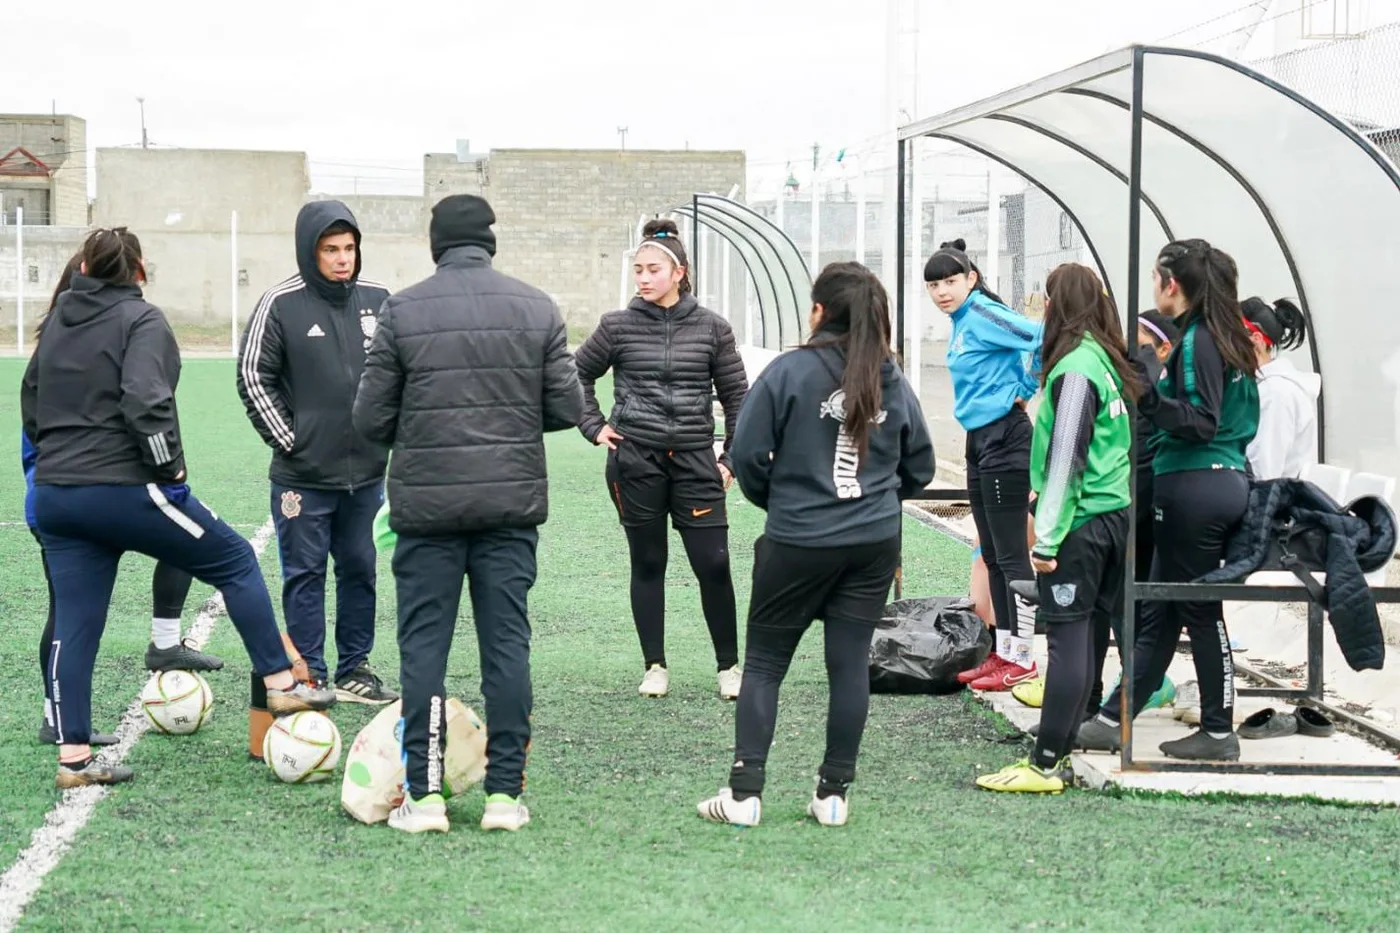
left=1, top=358, right=1398, bottom=932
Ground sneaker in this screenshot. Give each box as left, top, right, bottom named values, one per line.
left=975, top=758, right=1071, bottom=794
left=1011, top=676, right=1045, bottom=708
left=639, top=664, right=670, bottom=698
left=807, top=791, right=849, bottom=827
left=38, top=720, right=118, bottom=747
left=145, top=640, right=224, bottom=673
left=1173, top=681, right=1201, bottom=726
left=388, top=793, right=449, bottom=834
left=335, top=665, right=399, bottom=706
left=480, top=793, right=530, bottom=832
left=957, top=654, right=1004, bottom=686
left=1160, top=730, right=1241, bottom=762
left=696, top=787, right=761, bottom=827
left=971, top=660, right=1038, bottom=692
left=717, top=666, right=742, bottom=701
left=56, top=759, right=134, bottom=789
left=266, top=680, right=337, bottom=715
left=1075, top=717, right=1123, bottom=752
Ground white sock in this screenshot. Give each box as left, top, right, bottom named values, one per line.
left=151, top=617, right=181, bottom=650
left=1008, top=636, right=1035, bottom=670
left=1096, top=713, right=1119, bottom=727
left=1206, top=731, right=1232, bottom=740
left=43, top=698, right=55, bottom=728
left=996, top=631, right=1011, bottom=659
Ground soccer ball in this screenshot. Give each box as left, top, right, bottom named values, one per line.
left=262, top=711, right=342, bottom=784
left=140, top=670, right=213, bottom=735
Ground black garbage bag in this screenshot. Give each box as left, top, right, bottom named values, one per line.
left=870, top=597, right=992, bottom=694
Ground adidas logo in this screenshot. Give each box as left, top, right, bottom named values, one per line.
left=307, top=324, right=326, bottom=337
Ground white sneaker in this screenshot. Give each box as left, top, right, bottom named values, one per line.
left=696, top=787, right=761, bottom=826
left=717, top=666, right=742, bottom=701
left=480, top=794, right=530, bottom=832
left=1173, top=681, right=1202, bottom=726
left=807, top=792, right=849, bottom=827
left=639, top=664, right=670, bottom=697
left=388, top=794, right=449, bottom=834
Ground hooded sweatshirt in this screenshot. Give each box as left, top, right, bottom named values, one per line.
left=21, top=274, right=186, bottom=487
left=1247, top=356, right=1321, bottom=480
left=944, top=289, right=1043, bottom=432
left=730, top=338, right=935, bottom=547
left=236, top=200, right=391, bottom=491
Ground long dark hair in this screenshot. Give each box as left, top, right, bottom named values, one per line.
left=922, top=238, right=1005, bottom=305
left=804, top=261, right=893, bottom=456
left=1043, top=264, right=1141, bottom=402
left=37, top=251, right=83, bottom=341
left=1156, top=239, right=1257, bottom=377
left=636, top=218, right=692, bottom=295
left=1241, top=296, right=1306, bottom=353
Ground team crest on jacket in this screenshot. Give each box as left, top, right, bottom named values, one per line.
left=1052, top=583, right=1077, bottom=607
left=360, top=311, right=377, bottom=338
left=280, top=490, right=303, bottom=519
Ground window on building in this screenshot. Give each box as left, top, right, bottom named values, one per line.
left=27, top=265, right=39, bottom=284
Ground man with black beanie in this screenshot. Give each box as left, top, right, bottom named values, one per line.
left=353, top=194, right=584, bottom=834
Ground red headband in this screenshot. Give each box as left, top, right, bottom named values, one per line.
left=1243, top=317, right=1273, bottom=348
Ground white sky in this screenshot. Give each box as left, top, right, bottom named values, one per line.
left=7, top=0, right=1397, bottom=193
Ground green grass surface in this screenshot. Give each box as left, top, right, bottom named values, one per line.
left=2, top=360, right=1399, bottom=931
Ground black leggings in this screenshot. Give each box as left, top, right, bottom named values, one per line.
left=624, top=520, right=738, bottom=670
left=35, top=528, right=193, bottom=707
left=1099, top=469, right=1248, bottom=734
left=1087, top=485, right=1157, bottom=715
left=968, top=470, right=1034, bottom=640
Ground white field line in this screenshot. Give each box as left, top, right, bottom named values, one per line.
left=0, top=518, right=276, bottom=933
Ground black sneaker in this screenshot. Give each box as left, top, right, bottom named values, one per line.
left=146, top=641, right=224, bottom=673
left=56, top=759, right=134, bottom=788
left=1160, top=729, right=1241, bottom=761
left=335, top=665, right=399, bottom=706
left=38, top=720, right=119, bottom=747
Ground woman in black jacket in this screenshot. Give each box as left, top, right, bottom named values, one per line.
left=575, top=219, right=749, bottom=700
left=23, top=227, right=334, bottom=787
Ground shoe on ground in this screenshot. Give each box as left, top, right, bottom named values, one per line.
left=697, top=787, right=761, bottom=826
left=145, top=640, right=224, bottom=673
left=38, top=720, right=118, bottom=747
left=1172, top=680, right=1201, bottom=725
left=639, top=664, right=670, bottom=698
left=957, top=654, right=1004, bottom=686
left=717, top=666, right=742, bottom=701
left=971, top=660, right=1038, bottom=692
left=807, top=791, right=849, bottom=827
left=1295, top=706, right=1336, bottom=738
left=975, top=758, right=1071, bottom=794
left=1160, top=729, right=1241, bottom=761
left=267, top=680, right=337, bottom=715
left=1011, top=676, right=1045, bottom=708
left=335, top=665, right=399, bottom=705
left=1239, top=707, right=1298, bottom=740
left=56, top=759, right=134, bottom=789
left=481, top=793, right=530, bottom=832
left=1076, top=717, right=1123, bottom=752
left=388, top=793, right=449, bottom=833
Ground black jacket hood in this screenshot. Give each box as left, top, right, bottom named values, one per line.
left=57, top=274, right=144, bottom=326
left=296, top=200, right=363, bottom=303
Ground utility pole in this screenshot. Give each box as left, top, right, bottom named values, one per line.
left=137, top=97, right=148, bottom=149
left=812, top=142, right=820, bottom=171
left=617, top=126, right=628, bottom=150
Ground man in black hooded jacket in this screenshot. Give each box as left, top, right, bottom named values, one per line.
left=236, top=200, right=396, bottom=705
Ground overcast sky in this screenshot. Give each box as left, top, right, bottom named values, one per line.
left=7, top=0, right=1394, bottom=193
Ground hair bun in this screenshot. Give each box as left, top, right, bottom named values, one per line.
left=642, top=219, right=681, bottom=239
left=939, top=238, right=967, bottom=252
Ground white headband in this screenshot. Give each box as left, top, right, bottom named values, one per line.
left=634, top=239, right=683, bottom=269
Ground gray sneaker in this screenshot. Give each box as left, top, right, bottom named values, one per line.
left=267, top=680, right=337, bottom=715
left=1075, top=717, right=1123, bottom=753
left=335, top=665, right=399, bottom=706
left=56, top=759, right=134, bottom=789
left=146, top=641, right=224, bottom=673
left=1160, top=730, right=1241, bottom=762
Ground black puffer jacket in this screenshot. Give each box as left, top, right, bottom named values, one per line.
left=352, top=245, right=584, bottom=535
left=574, top=294, right=748, bottom=466
left=1198, top=478, right=1397, bottom=671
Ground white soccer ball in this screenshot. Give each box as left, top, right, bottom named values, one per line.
left=262, top=711, right=342, bottom=784
left=140, top=670, right=213, bottom=735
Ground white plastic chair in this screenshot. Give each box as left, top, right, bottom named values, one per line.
left=1301, top=462, right=1351, bottom=504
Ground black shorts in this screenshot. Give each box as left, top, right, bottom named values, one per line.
left=1036, top=508, right=1128, bottom=624
left=605, top=443, right=727, bottom=529
left=748, top=535, right=901, bottom=630
left=965, top=407, right=1033, bottom=477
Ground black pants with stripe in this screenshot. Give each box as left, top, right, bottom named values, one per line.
left=35, top=483, right=291, bottom=745
left=965, top=408, right=1035, bottom=642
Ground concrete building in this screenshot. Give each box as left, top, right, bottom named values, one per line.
left=0, top=113, right=88, bottom=226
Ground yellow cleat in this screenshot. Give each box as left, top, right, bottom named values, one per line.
left=975, top=759, right=1069, bottom=794
left=1011, top=676, right=1045, bottom=708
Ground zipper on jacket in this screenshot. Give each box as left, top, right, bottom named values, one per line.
left=325, top=295, right=358, bottom=493
left=664, top=310, right=674, bottom=447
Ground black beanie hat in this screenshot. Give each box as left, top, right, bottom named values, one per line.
left=430, top=194, right=497, bottom=261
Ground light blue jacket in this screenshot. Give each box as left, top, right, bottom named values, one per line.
left=945, top=291, right=1043, bottom=431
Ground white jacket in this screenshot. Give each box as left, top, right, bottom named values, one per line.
left=1247, top=357, right=1322, bottom=480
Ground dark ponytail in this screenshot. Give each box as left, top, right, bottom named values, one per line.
left=1156, top=239, right=1257, bottom=377
left=81, top=227, right=145, bottom=287
left=1241, top=296, right=1306, bottom=353
left=922, top=239, right=1005, bottom=305
left=36, top=251, right=83, bottom=343
left=804, top=261, right=893, bottom=457
left=637, top=218, right=691, bottom=294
